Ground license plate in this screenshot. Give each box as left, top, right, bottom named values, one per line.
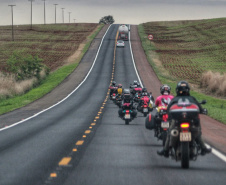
left=125, top=114, right=131, bottom=119
left=112, top=96, right=116, bottom=99
left=143, top=108, right=148, bottom=112
left=180, top=132, right=191, bottom=142
left=161, top=121, right=169, bottom=128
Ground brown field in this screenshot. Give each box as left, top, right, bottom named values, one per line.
left=0, top=23, right=98, bottom=72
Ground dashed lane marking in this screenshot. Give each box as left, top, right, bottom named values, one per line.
left=58, top=157, right=72, bottom=166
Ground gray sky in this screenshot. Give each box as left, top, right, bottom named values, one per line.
left=1, top=0, right=226, bottom=25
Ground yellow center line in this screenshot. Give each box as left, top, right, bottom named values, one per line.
left=50, top=173, right=57, bottom=178
left=58, top=157, right=71, bottom=166
left=73, top=148, right=78, bottom=152
left=76, top=140, right=84, bottom=145
left=85, top=130, right=91, bottom=134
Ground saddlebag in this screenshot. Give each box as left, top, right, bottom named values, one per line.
left=145, top=112, right=156, bottom=130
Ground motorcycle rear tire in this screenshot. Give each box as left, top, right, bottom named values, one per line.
left=125, top=120, right=129, bottom=125
left=162, top=132, right=167, bottom=146
left=181, top=142, right=190, bottom=169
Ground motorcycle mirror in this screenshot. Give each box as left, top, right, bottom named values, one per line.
left=200, top=100, right=207, bottom=104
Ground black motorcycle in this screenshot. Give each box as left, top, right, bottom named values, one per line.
left=167, top=100, right=208, bottom=168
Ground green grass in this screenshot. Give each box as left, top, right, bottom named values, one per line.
left=138, top=18, right=226, bottom=124
left=0, top=24, right=104, bottom=115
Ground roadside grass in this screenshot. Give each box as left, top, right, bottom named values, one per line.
left=0, top=24, right=104, bottom=115
left=138, top=18, right=226, bottom=124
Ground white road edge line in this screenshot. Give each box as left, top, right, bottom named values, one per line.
left=128, top=25, right=226, bottom=163
left=0, top=25, right=112, bottom=132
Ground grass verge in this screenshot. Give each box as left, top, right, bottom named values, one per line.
left=138, top=22, right=226, bottom=124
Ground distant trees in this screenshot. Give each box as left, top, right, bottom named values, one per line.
left=99, top=15, right=115, bottom=24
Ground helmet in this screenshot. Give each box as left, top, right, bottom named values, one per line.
left=137, top=83, right=141, bottom=87
left=123, top=88, right=130, bottom=94
left=123, top=89, right=131, bottom=100
left=118, top=84, right=122, bottom=88
left=112, top=81, right=116, bottom=86
left=176, top=81, right=190, bottom=96
left=142, top=87, right=147, bottom=93
left=133, top=80, right=138, bottom=85
left=160, top=84, right=171, bottom=95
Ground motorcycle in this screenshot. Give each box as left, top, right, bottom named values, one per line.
left=155, top=105, right=169, bottom=146
left=167, top=99, right=207, bottom=169
left=109, top=86, right=118, bottom=101
left=133, top=91, right=142, bottom=103
left=111, top=92, right=117, bottom=101
left=137, top=96, right=151, bottom=117
left=122, top=103, right=132, bottom=125
left=115, top=94, right=122, bottom=107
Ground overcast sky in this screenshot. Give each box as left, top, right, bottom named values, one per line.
left=0, top=0, right=226, bottom=25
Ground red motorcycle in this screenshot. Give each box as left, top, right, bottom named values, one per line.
left=137, top=96, right=151, bottom=117
left=109, top=86, right=118, bottom=100
left=122, top=103, right=132, bottom=125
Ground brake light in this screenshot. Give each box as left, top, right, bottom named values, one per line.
left=126, top=110, right=130, bottom=114
left=180, top=123, right=190, bottom=128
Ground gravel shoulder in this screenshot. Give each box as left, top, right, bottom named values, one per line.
left=0, top=24, right=225, bottom=156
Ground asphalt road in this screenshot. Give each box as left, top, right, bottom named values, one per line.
left=0, top=25, right=225, bottom=185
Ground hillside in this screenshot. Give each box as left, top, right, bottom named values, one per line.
left=138, top=18, right=226, bottom=124
left=139, top=18, right=226, bottom=86
left=0, top=23, right=98, bottom=72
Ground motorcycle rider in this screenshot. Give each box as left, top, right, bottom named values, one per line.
left=130, top=80, right=138, bottom=89
left=138, top=88, right=151, bottom=110
left=155, top=84, right=174, bottom=107
left=157, top=81, right=212, bottom=157
left=109, top=81, right=118, bottom=98
left=118, top=89, right=137, bottom=119
left=117, top=84, right=123, bottom=96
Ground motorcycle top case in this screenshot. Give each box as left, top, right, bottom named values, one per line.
left=169, top=103, right=200, bottom=120
left=145, top=109, right=157, bottom=130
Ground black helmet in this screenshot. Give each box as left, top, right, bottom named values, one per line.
left=142, top=87, right=147, bottom=92
left=176, top=81, right=190, bottom=96
left=133, top=80, right=138, bottom=85
left=160, top=84, right=171, bottom=95
left=112, top=81, right=116, bottom=86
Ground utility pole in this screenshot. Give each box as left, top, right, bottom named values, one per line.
left=61, top=8, right=65, bottom=23
left=42, top=0, right=46, bottom=25
left=68, top=12, right=71, bottom=23
left=74, top=19, right=76, bottom=23
left=54, top=4, right=58, bottom=24
left=8, top=5, right=16, bottom=41
left=28, top=0, right=35, bottom=29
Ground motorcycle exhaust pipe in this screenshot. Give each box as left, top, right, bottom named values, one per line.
left=170, top=129, right=179, bottom=147
left=171, top=129, right=179, bottom=137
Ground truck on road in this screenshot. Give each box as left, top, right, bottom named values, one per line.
left=118, top=24, right=129, bottom=41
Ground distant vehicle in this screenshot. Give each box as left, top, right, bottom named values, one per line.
left=116, top=40, right=125, bottom=47
left=118, top=24, right=129, bottom=40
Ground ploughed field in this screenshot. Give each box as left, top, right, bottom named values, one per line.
left=141, top=18, right=226, bottom=83
left=0, top=23, right=98, bottom=72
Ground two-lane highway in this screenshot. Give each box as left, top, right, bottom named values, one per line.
left=0, top=25, right=225, bottom=185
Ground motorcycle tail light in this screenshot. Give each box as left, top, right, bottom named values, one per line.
left=180, top=123, right=190, bottom=128
left=126, top=110, right=130, bottom=114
